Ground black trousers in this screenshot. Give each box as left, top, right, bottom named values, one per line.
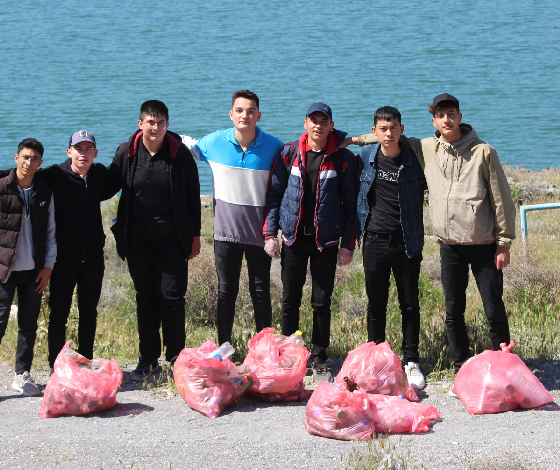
left=0, top=270, right=43, bottom=374
left=127, top=236, right=188, bottom=364
left=363, top=232, right=422, bottom=363
left=440, top=242, right=510, bottom=371
left=48, top=257, right=105, bottom=367
left=280, top=236, right=338, bottom=360
left=214, top=240, right=272, bottom=345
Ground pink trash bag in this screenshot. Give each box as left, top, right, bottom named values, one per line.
left=39, top=341, right=122, bottom=418
left=367, top=394, right=441, bottom=434
left=244, top=328, right=311, bottom=396
left=173, top=340, right=250, bottom=418
left=451, top=341, right=554, bottom=415
left=245, top=381, right=313, bottom=402
left=335, top=342, right=418, bottom=401
left=305, top=381, right=375, bottom=440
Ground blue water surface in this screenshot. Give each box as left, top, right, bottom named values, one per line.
left=1, top=0, right=559, bottom=194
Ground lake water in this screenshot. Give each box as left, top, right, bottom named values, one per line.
left=1, top=0, right=559, bottom=194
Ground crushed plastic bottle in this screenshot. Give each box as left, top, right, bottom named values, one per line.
left=205, top=342, right=235, bottom=361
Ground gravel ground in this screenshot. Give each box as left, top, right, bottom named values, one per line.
left=0, top=359, right=559, bottom=470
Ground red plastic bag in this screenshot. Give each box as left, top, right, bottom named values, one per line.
left=335, top=342, right=418, bottom=401
left=367, top=394, right=441, bottom=434
left=305, top=382, right=375, bottom=440
left=173, top=340, right=250, bottom=418
left=245, top=381, right=313, bottom=402
left=39, top=341, right=122, bottom=418
left=244, top=327, right=311, bottom=395
left=452, top=341, right=554, bottom=415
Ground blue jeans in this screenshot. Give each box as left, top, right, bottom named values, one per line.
left=0, top=270, right=43, bottom=374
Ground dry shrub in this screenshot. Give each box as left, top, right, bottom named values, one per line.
left=469, top=449, right=533, bottom=470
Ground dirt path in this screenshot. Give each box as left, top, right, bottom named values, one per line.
left=1, top=359, right=559, bottom=470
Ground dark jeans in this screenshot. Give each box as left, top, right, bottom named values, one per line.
left=280, top=236, right=338, bottom=360
left=0, top=270, right=43, bottom=374
left=48, top=257, right=105, bottom=367
left=363, top=232, right=422, bottom=363
left=440, top=242, right=510, bottom=371
left=214, top=240, right=272, bottom=345
left=127, top=235, right=188, bottom=364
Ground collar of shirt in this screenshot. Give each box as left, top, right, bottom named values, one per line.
left=71, top=165, right=88, bottom=179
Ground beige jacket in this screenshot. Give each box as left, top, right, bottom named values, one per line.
left=359, top=124, right=516, bottom=247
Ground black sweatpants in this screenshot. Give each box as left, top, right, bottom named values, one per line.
left=0, top=270, right=43, bottom=374
left=363, top=232, right=422, bottom=363
left=440, top=242, right=510, bottom=371
left=214, top=240, right=272, bottom=345
left=280, top=236, right=338, bottom=360
left=127, top=235, right=188, bottom=364
left=48, top=257, right=105, bottom=367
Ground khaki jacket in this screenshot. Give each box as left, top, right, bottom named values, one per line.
left=359, top=124, right=515, bottom=247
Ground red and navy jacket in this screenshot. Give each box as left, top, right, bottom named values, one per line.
left=263, top=129, right=358, bottom=251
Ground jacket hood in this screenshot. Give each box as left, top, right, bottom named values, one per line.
left=434, top=123, right=479, bottom=151
left=127, top=130, right=183, bottom=158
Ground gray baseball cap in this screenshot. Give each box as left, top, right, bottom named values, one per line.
left=69, top=130, right=96, bottom=148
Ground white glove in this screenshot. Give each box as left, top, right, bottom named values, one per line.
left=337, top=248, right=353, bottom=266
left=264, top=238, right=280, bottom=258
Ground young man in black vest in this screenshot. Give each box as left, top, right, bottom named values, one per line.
left=0, top=138, right=57, bottom=396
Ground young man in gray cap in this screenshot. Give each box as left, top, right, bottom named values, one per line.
left=0, top=131, right=121, bottom=369
left=43, top=130, right=121, bottom=369
left=264, top=102, right=357, bottom=382
left=347, top=94, right=516, bottom=377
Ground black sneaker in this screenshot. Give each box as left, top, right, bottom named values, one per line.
left=312, top=357, right=333, bottom=384
left=131, top=361, right=161, bottom=382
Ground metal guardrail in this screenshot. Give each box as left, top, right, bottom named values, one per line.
left=520, top=203, right=560, bottom=257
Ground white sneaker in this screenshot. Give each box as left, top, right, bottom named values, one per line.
left=12, top=371, right=41, bottom=397
left=405, top=362, right=426, bottom=390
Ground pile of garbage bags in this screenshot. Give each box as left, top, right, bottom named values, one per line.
left=305, top=342, right=440, bottom=440
left=39, top=341, right=122, bottom=418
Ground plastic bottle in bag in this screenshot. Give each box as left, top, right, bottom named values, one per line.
left=205, top=342, right=235, bottom=361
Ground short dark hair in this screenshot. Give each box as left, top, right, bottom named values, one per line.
left=17, top=138, right=44, bottom=157
left=428, top=101, right=460, bottom=115
left=231, top=90, right=259, bottom=110
left=139, top=100, right=169, bottom=121
left=374, top=106, right=401, bottom=125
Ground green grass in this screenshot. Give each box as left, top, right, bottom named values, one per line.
left=1, top=168, right=559, bottom=375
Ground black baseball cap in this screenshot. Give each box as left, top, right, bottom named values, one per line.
left=69, top=130, right=96, bottom=148
left=306, top=102, right=332, bottom=120
left=432, top=93, right=459, bottom=108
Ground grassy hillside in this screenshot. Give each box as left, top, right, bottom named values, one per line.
left=1, top=166, right=559, bottom=375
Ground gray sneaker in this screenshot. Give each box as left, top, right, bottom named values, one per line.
left=312, top=357, right=333, bottom=384
left=12, top=371, right=41, bottom=397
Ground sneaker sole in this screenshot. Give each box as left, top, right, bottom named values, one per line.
left=12, top=382, right=41, bottom=397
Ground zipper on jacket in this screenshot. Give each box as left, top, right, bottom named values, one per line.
left=81, top=177, right=87, bottom=262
